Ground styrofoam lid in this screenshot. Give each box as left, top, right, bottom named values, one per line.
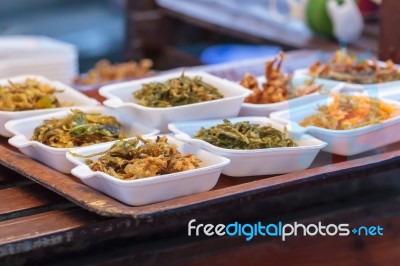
left=0, top=35, right=77, bottom=57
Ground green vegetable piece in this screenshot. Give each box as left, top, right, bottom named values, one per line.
left=133, top=74, right=223, bottom=107
left=194, top=119, right=296, bottom=150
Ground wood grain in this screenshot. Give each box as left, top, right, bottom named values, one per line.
left=0, top=209, right=107, bottom=245
left=0, top=184, right=70, bottom=217
left=64, top=194, right=400, bottom=266
left=0, top=164, right=31, bottom=186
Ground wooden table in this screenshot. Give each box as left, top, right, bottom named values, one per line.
left=2, top=51, right=400, bottom=265
left=1, top=149, right=400, bottom=265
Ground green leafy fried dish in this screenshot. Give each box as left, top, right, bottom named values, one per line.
left=133, top=74, right=223, bottom=107
left=0, top=78, right=62, bottom=111
left=31, top=109, right=126, bottom=148
left=194, top=119, right=296, bottom=150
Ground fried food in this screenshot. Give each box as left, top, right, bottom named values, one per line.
left=194, top=119, right=296, bottom=149
left=133, top=73, right=224, bottom=107
left=31, top=109, right=126, bottom=148
left=0, top=78, right=62, bottom=111
left=74, top=59, right=153, bottom=85
left=240, top=52, right=322, bottom=104
left=308, top=49, right=400, bottom=84
left=80, top=136, right=202, bottom=180
left=300, top=94, right=399, bottom=130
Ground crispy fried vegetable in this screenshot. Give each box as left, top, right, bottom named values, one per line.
left=194, top=119, right=296, bottom=149
left=133, top=73, right=224, bottom=107
left=240, top=52, right=322, bottom=104
left=308, top=49, right=400, bottom=84
left=74, top=59, right=154, bottom=85
left=31, top=109, right=126, bottom=148
left=0, top=78, right=62, bottom=111
left=300, top=94, right=400, bottom=130
left=78, top=136, right=202, bottom=180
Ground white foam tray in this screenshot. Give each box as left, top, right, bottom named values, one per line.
left=168, top=116, right=326, bottom=177
left=66, top=136, right=230, bottom=206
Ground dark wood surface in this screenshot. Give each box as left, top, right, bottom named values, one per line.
left=1, top=50, right=400, bottom=265
left=1, top=159, right=400, bottom=265
left=379, top=0, right=400, bottom=63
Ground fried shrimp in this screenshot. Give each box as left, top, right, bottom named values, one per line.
left=240, top=52, right=322, bottom=104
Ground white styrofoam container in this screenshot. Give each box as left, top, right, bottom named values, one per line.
left=0, top=75, right=99, bottom=137
left=99, top=71, right=251, bottom=132
left=66, top=136, right=230, bottom=206
left=168, top=117, right=327, bottom=177
left=238, top=76, right=338, bottom=116
left=270, top=83, right=400, bottom=156
left=5, top=106, right=160, bottom=173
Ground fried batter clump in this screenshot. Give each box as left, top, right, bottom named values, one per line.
left=0, top=78, right=62, bottom=111
left=75, top=59, right=154, bottom=85
left=240, top=52, right=322, bottom=104
left=308, top=49, right=400, bottom=84
left=31, top=109, right=125, bottom=148
left=81, top=136, right=202, bottom=180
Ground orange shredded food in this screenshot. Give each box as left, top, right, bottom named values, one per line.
left=300, top=94, right=399, bottom=130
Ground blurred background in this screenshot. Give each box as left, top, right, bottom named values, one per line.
left=0, top=0, right=382, bottom=72
left=0, top=0, right=124, bottom=72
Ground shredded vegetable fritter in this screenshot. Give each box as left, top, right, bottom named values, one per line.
left=0, top=78, right=62, bottom=111
left=78, top=136, right=202, bottom=180
left=74, top=59, right=154, bottom=85
left=300, top=94, right=399, bottom=130
left=240, top=52, right=322, bottom=104
left=31, top=109, right=126, bottom=148
left=133, top=74, right=224, bottom=107
left=194, top=119, right=296, bottom=150
left=308, top=49, right=400, bottom=84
